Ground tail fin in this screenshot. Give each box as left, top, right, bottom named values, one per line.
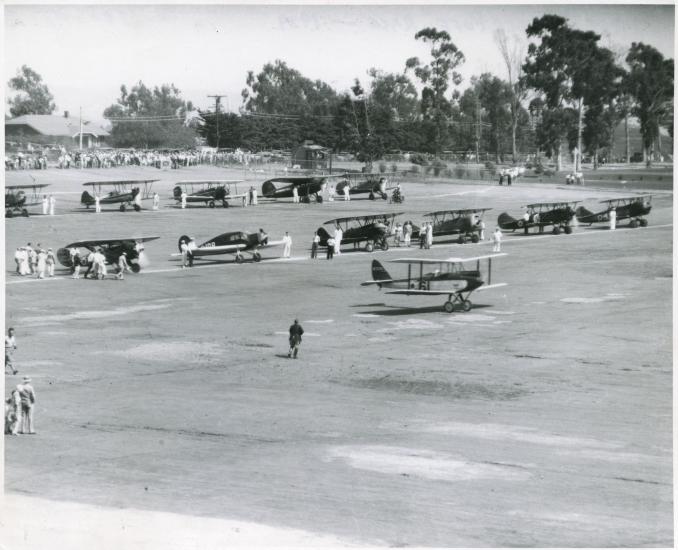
left=56, top=248, right=73, bottom=267
left=81, top=190, right=94, bottom=205
left=316, top=226, right=332, bottom=246
left=173, top=186, right=182, bottom=199
left=371, top=260, right=392, bottom=284
left=575, top=206, right=595, bottom=223
left=497, top=212, right=516, bottom=230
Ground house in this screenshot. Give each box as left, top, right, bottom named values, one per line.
left=5, top=111, right=110, bottom=148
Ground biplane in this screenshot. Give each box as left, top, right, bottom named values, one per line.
left=422, top=208, right=492, bottom=243
left=173, top=231, right=283, bottom=263
left=575, top=195, right=652, bottom=228
left=498, top=201, right=580, bottom=235
left=5, top=183, right=50, bottom=217
left=80, top=180, right=159, bottom=212
left=172, top=180, right=245, bottom=208
left=261, top=176, right=328, bottom=203
left=56, top=236, right=160, bottom=272
left=317, top=213, right=403, bottom=252
left=334, top=173, right=397, bottom=200
left=361, top=254, right=507, bottom=313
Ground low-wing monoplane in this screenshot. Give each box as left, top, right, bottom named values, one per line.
left=422, top=208, right=492, bottom=243
left=261, top=176, right=327, bottom=203
left=361, top=254, right=507, bottom=313
left=172, top=180, right=246, bottom=208
left=575, top=195, right=652, bottom=228
left=334, top=173, right=397, bottom=200
left=498, top=201, right=580, bottom=235
left=5, top=183, right=50, bottom=217
left=56, top=236, right=160, bottom=272
left=81, top=180, right=159, bottom=212
left=317, top=213, right=404, bottom=252
left=173, top=231, right=283, bottom=263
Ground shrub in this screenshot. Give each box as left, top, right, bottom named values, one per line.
left=378, top=162, right=387, bottom=173
left=391, top=163, right=398, bottom=174
left=484, top=161, right=497, bottom=176
left=409, top=164, right=420, bottom=175
left=454, top=165, right=466, bottom=179
left=543, top=168, right=556, bottom=176
left=432, top=159, right=447, bottom=177
left=410, top=153, right=429, bottom=166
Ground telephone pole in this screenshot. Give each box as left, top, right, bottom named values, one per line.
left=207, top=94, right=227, bottom=148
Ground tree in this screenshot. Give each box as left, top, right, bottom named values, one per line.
left=7, top=65, right=56, bottom=117
left=624, top=42, right=674, bottom=166
left=103, top=82, right=196, bottom=148
left=474, top=74, right=513, bottom=162
left=406, top=27, right=465, bottom=155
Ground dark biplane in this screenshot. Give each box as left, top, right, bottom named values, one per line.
left=422, top=208, right=492, bottom=243
left=334, top=173, right=397, bottom=200
left=173, top=180, right=246, bottom=208
left=173, top=231, right=283, bottom=263
left=56, top=236, right=160, bottom=272
left=498, top=201, right=580, bottom=235
left=5, top=183, right=49, bottom=217
left=81, top=180, right=159, bottom=212
left=261, top=176, right=327, bottom=203
left=575, top=195, right=652, bottom=228
left=361, top=254, right=507, bottom=313
left=317, top=213, right=403, bottom=252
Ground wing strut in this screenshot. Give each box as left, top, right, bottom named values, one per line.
left=488, top=257, right=492, bottom=285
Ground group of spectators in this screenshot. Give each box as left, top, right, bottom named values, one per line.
left=5, top=151, right=49, bottom=170
left=14, top=242, right=56, bottom=278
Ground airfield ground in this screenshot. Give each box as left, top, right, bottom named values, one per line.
left=2, top=164, right=673, bottom=547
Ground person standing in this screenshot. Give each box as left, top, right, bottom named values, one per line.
left=328, top=184, right=335, bottom=202
left=609, top=207, right=617, bottom=231
left=152, top=192, right=160, bottom=210
left=492, top=227, right=503, bottom=252
left=478, top=219, right=486, bottom=241
left=403, top=221, right=412, bottom=247
left=17, top=376, right=36, bottom=434
left=36, top=248, right=47, bottom=279
left=181, top=191, right=187, bottom=209
left=326, top=237, right=335, bottom=260
left=395, top=222, right=403, bottom=247
left=71, top=252, right=82, bottom=279
left=343, top=183, right=351, bottom=201
left=287, top=319, right=304, bottom=359
left=334, top=226, right=343, bottom=256
left=48, top=195, right=56, bottom=215
left=5, top=388, right=21, bottom=435
left=5, top=328, right=18, bottom=375
left=94, top=194, right=101, bottom=213
left=180, top=239, right=190, bottom=268
left=14, top=248, right=23, bottom=275
left=282, top=232, right=292, bottom=258
left=46, top=248, right=56, bottom=277
left=426, top=222, right=433, bottom=249
left=311, top=232, right=320, bottom=259
left=117, top=252, right=131, bottom=280
left=292, top=185, right=299, bottom=204
left=41, top=195, right=49, bottom=215
left=522, top=209, right=530, bottom=235
left=94, top=250, right=107, bottom=279
left=251, top=187, right=258, bottom=205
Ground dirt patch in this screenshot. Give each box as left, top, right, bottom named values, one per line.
left=108, top=341, right=223, bottom=362
left=343, top=377, right=526, bottom=400
left=21, top=303, right=171, bottom=326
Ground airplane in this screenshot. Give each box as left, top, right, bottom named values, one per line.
left=575, top=195, right=652, bottom=228
left=422, top=208, right=492, bottom=243
left=334, top=173, right=398, bottom=200
left=80, top=179, right=159, bottom=212
left=498, top=201, right=580, bottom=235
left=261, top=175, right=328, bottom=203
left=56, top=236, right=160, bottom=272
left=361, top=254, right=507, bottom=313
left=5, top=183, right=50, bottom=217
left=173, top=231, right=284, bottom=264
left=172, top=180, right=246, bottom=208
left=317, top=213, right=404, bottom=252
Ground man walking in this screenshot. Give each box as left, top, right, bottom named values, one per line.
left=5, top=328, right=18, bottom=375
left=609, top=207, right=617, bottom=231
left=334, top=226, right=342, bottom=256
left=492, top=227, right=503, bottom=252
left=117, top=252, right=131, bottom=280
left=95, top=194, right=101, bottom=213
left=311, top=232, right=320, bottom=259
left=152, top=192, right=160, bottom=210
left=17, top=376, right=36, bottom=434
left=326, top=237, right=335, bottom=260
left=48, top=195, right=56, bottom=215
left=288, top=319, right=304, bottom=359
left=282, top=232, right=292, bottom=258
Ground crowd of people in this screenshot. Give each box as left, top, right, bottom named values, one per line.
left=13, top=242, right=56, bottom=278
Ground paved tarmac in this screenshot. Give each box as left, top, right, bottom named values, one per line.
left=2, top=165, right=673, bottom=547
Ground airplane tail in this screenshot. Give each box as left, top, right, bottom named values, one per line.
left=81, top=190, right=95, bottom=206
left=316, top=226, right=332, bottom=246
left=178, top=235, right=191, bottom=253
left=56, top=248, right=73, bottom=267
left=173, top=185, right=182, bottom=199
left=261, top=180, right=277, bottom=198
left=371, top=260, right=393, bottom=286
left=497, top=212, right=516, bottom=230
left=575, top=205, right=595, bottom=223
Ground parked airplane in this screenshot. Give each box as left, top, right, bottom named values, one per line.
left=173, top=180, right=245, bottom=208
left=334, top=173, right=397, bottom=200
left=56, top=236, right=160, bottom=272
left=5, top=183, right=50, bottom=217
left=174, top=230, right=283, bottom=263
left=261, top=176, right=327, bottom=202
left=317, top=213, right=404, bottom=252
left=498, top=201, right=580, bottom=235
left=81, top=180, right=159, bottom=212
left=361, top=254, right=507, bottom=312
left=423, top=208, right=492, bottom=243
left=575, top=195, right=652, bottom=228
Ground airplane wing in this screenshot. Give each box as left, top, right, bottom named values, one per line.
left=258, top=239, right=285, bottom=248
left=65, top=236, right=160, bottom=248
left=361, top=279, right=395, bottom=286
left=83, top=180, right=159, bottom=186
left=385, top=289, right=456, bottom=296
left=176, top=180, right=244, bottom=185
left=6, top=184, right=50, bottom=190
left=389, top=253, right=507, bottom=265
left=475, top=283, right=508, bottom=291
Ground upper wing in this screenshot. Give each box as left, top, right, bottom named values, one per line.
left=385, top=289, right=457, bottom=296
left=258, top=239, right=285, bottom=248
left=474, top=283, right=508, bottom=292
left=389, top=253, right=507, bottom=265
left=65, top=236, right=160, bottom=248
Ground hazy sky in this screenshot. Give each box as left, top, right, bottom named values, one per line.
left=4, top=4, right=675, bottom=124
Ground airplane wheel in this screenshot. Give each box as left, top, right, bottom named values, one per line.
left=365, top=242, right=374, bottom=253
left=457, top=236, right=466, bottom=244
left=120, top=204, right=126, bottom=212
left=369, top=192, right=375, bottom=200
left=564, top=225, right=573, bottom=234
left=223, top=201, right=229, bottom=208
left=208, top=200, right=216, bottom=208
left=462, top=300, right=472, bottom=312
left=444, top=301, right=455, bottom=313
left=471, top=234, right=480, bottom=243
left=133, top=204, right=141, bottom=212
left=235, top=255, right=244, bottom=264
left=552, top=226, right=561, bottom=235
left=253, top=252, right=262, bottom=262
left=21, top=209, right=29, bottom=217
left=517, top=220, right=524, bottom=228
left=381, top=192, right=388, bottom=200
left=131, top=263, right=141, bottom=273
left=6, top=209, right=13, bottom=218
left=316, top=195, right=323, bottom=203
left=381, top=240, right=389, bottom=251
left=630, top=219, right=639, bottom=228
left=639, top=218, right=648, bottom=227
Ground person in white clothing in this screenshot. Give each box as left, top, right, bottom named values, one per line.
left=251, top=187, right=258, bottom=205
left=35, top=249, right=47, bottom=279
left=609, top=207, right=616, bottom=231
left=152, top=192, right=160, bottom=210
left=116, top=252, right=131, bottom=279
left=328, top=184, right=335, bottom=202
left=292, top=186, right=299, bottom=204
left=343, top=183, right=351, bottom=201
left=492, top=228, right=503, bottom=252
left=41, top=195, right=49, bottom=215
left=282, top=232, right=292, bottom=258
left=94, top=194, right=101, bottom=213
left=133, top=189, right=142, bottom=210
left=334, top=226, right=342, bottom=255
left=14, top=248, right=23, bottom=275
left=426, top=223, right=433, bottom=248
left=46, top=249, right=55, bottom=277
left=181, top=191, right=187, bottom=209
left=48, top=195, right=55, bottom=215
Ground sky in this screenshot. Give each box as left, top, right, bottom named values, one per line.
left=4, top=4, right=675, bottom=125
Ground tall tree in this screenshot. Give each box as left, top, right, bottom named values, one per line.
left=406, top=27, right=465, bottom=156
left=624, top=42, right=674, bottom=166
left=7, top=65, right=56, bottom=117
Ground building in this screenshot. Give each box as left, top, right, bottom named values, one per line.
left=5, top=111, right=110, bottom=148
left=291, top=141, right=329, bottom=170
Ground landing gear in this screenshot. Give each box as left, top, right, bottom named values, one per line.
left=629, top=219, right=639, bottom=228
left=444, top=301, right=454, bottom=313
left=471, top=234, right=480, bottom=243
left=457, top=235, right=467, bottom=244
left=222, top=200, right=229, bottom=208
left=21, top=208, right=29, bottom=217
left=462, top=299, right=472, bottom=312
left=208, top=200, right=216, bottom=208
left=369, top=192, right=375, bottom=200
left=253, top=252, right=262, bottom=262
left=380, top=239, right=389, bottom=251
left=120, top=204, right=126, bottom=212
left=443, top=295, right=472, bottom=313
left=381, top=192, right=388, bottom=200
left=235, top=253, right=244, bottom=264
left=552, top=226, right=561, bottom=235
left=563, top=225, right=573, bottom=234
left=133, top=204, right=141, bottom=212
left=365, top=242, right=374, bottom=253
left=639, top=218, right=648, bottom=227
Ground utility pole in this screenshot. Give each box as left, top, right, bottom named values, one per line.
left=207, top=94, right=227, bottom=148
left=475, top=99, right=481, bottom=163
left=79, top=106, right=83, bottom=152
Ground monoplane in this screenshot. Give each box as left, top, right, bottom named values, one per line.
left=317, top=213, right=404, bottom=252
left=498, top=201, right=580, bottom=235
left=575, top=195, right=652, bottom=228
left=173, top=231, right=283, bottom=263
left=334, top=173, right=397, bottom=200
left=361, top=254, right=507, bottom=313
left=80, top=180, right=159, bottom=212
left=261, top=176, right=327, bottom=203
left=56, top=236, right=160, bottom=272
left=5, top=183, right=50, bottom=217
left=423, top=208, right=492, bottom=243
left=172, top=180, right=245, bottom=208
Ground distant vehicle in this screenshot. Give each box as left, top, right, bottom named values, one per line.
left=576, top=195, right=652, bottom=228
left=422, top=208, right=492, bottom=243
left=56, top=236, right=160, bottom=272
left=335, top=173, right=398, bottom=200
left=317, top=213, right=404, bottom=253
left=361, top=254, right=507, bottom=313
left=5, top=183, right=50, bottom=218
left=261, top=175, right=327, bottom=203
left=173, top=180, right=245, bottom=208
left=498, top=201, right=580, bottom=235
left=173, top=231, right=283, bottom=264
left=81, top=180, right=159, bottom=212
